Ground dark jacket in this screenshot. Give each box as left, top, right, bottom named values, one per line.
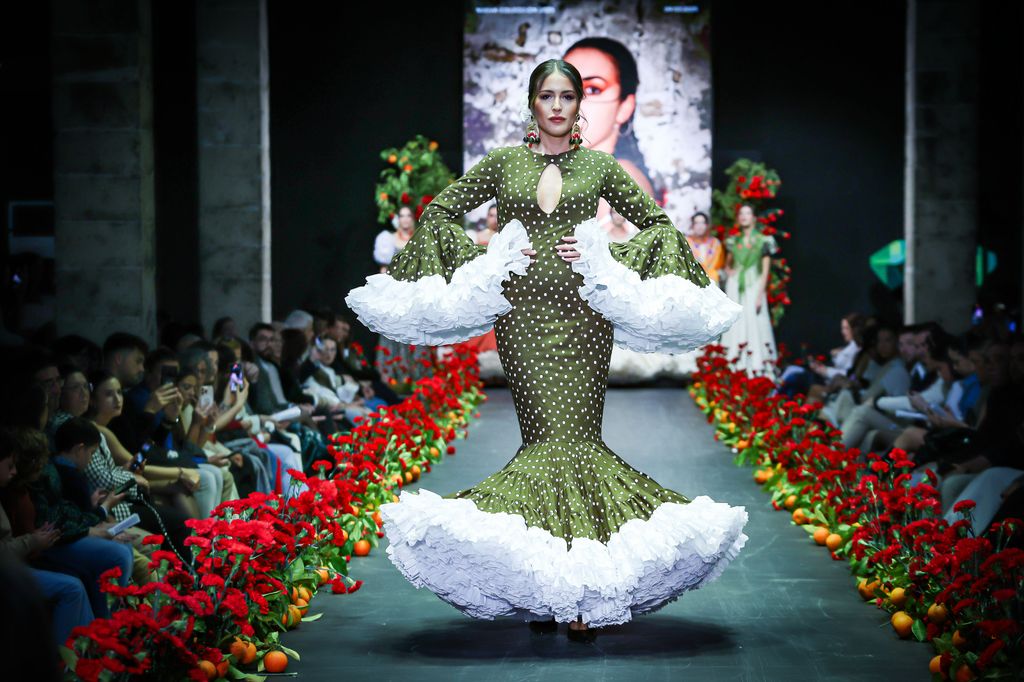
left=29, top=458, right=106, bottom=544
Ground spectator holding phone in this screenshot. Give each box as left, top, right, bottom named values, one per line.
left=0, top=427, right=94, bottom=647
left=27, top=420, right=133, bottom=618
left=84, top=371, right=194, bottom=550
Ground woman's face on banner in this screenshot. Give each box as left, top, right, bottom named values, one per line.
left=563, top=47, right=636, bottom=150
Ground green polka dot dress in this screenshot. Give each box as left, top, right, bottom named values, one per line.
left=346, top=144, right=748, bottom=627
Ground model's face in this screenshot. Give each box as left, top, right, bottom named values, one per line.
left=564, top=48, right=632, bottom=149
left=486, top=207, right=498, bottom=229
left=737, top=206, right=755, bottom=227
left=397, top=208, right=414, bottom=231
left=690, top=215, right=709, bottom=236
left=841, top=319, right=852, bottom=342
left=531, top=72, right=579, bottom=140
left=91, top=378, right=123, bottom=418
left=61, top=371, right=91, bottom=417
left=0, top=457, right=16, bottom=487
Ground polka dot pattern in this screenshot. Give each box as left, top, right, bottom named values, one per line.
left=383, top=144, right=693, bottom=548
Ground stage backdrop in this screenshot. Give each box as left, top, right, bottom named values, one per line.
left=461, top=0, right=712, bottom=234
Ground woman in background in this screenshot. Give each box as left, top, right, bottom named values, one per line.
left=720, top=204, right=779, bottom=378
left=372, top=206, right=434, bottom=385
left=685, top=212, right=725, bottom=285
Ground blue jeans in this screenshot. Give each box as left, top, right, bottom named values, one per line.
left=31, top=568, right=94, bottom=645
left=33, top=536, right=133, bottom=618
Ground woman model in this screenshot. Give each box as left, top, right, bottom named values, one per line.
left=346, top=59, right=747, bottom=640
left=371, top=205, right=434, bottom=384
left=720, top=204, right=780, bottom=378
left=686, top=212, right=726, bottom=285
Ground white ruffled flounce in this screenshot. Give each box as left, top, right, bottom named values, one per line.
left=344, top=221, right=533, bottom=346
left=570, top=218, right=744, bottom=354
left=380, top=488, right=749, bottom=627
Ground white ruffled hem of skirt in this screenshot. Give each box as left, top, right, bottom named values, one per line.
left=380, top=488, right=749, bottom=627
left=344, top=220, right=533, bottom=346
left=570, top=218, right=744, bottom=354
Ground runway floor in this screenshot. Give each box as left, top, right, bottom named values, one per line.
left=284, top=387, right=934, bottom=681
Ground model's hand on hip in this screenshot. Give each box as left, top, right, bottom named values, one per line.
left=556, top=235, right=580, bottom=262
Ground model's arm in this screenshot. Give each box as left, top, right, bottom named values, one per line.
left=388, top=149, right=504, bottom=283
left=599, top=154, right=711, bottom=286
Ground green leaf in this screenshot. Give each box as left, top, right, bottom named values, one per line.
left=287, top=557, right=305, bottom=582
left=301, top=612, right=324, bottom=622
left=911, top=618, right=927, bottom=642
left=277, top=644, right=301, bottom=661
left=58, top=645, right=78, bottom=669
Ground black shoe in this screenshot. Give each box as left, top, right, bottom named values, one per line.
left=566, top=625, right=597, bottom=643
left=528, top=618, right=558, bottom=634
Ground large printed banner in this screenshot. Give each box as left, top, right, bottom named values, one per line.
left=463, top=0, right=712, bottom=238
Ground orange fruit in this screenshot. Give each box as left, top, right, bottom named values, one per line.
left=339, top=528, right=348, bottom=544
left=954, top=663, right=975, bottom=682
left=890, top=610, right=914, bottom=638
left=216, top=660, right=228, bottom=678
left=373, top=510, right=383, bottom=527
left=315, top=567, right=330, bottom=586
left=289, top=604, right=302, bottom=625
left=825, top=534, right=843, bottom=552
left=197, top=660, right=217, bottom=680
left=952, top=629, right=968, bottom=648
left=753, top=469, right=769, bottom=484
left=429, top=446, right=440, bottom=457
left=792, top=508, right=810, bottom=525
left=354, top=539, right=371, bottom=556
left=888, top=587, right=907, bottom=608
left=390, top=474, right=403, bottom=486
left=858, top=579, right=880, bottom=600
left=784, top=494, right=797, bottom=510
left=295, top=597, right=309, bottom=614
left=229, top=638, right=257, bottom=665
left=392, top=494, right=400, bottom=502
left=289, top=586, right=299, bottom=602
left=404, top=471, right=413, bottom=483
left=350, top=504, right=361, bottom=516
left=264, top=651, right=288, bottom=673
left=410, top=464, right=421, bottom=480
left=813, top=527, right=829, bottom=545
left=929, top=655, right=943, bottom=675
left=927, top=603, right=948, bottom=625
left=297, top=586, right=312, bottom=603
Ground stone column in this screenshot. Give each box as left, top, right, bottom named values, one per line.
left=904, top=0, right=980, bottom=334
left=196, top=0, right=271, bottom=337
left=52, top=0, right=157, bottom=343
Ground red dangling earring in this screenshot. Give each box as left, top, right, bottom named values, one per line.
left=570, top=115, right=582, bottom=149
left=523, top=116, right=540, bottom=148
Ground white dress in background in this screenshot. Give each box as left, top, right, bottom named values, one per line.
left=720, top=231, right=779, bottom=379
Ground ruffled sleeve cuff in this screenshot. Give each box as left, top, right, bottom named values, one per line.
left=570, top=218, right=743, bottom=354
left=344, top=221, right=533, bottom=346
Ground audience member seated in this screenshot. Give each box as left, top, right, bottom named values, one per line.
left=778, top=313, right=865, bottom=398
left=0, top=428, right=93, bottom=647
left=300, top=335, right=382, bottom=420
left=85, top=370, right=201, bottom=544
left=858, top=329, right=958, bottom=452
left=25, top=421, right=133, bottom=619
left=322, top=312, right=402, bottom=407
left=819, top=323, right=908, bottom=427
